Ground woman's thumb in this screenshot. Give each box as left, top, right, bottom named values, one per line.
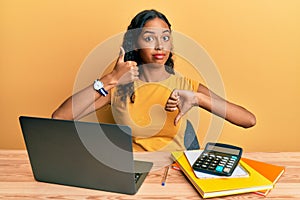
left=118, top=46, right=125, bottom=63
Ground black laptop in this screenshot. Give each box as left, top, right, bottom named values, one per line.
left=19, top=116, right=153, bottom=195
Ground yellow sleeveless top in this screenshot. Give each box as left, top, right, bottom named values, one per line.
left=111, top=74, right=199, bottom=152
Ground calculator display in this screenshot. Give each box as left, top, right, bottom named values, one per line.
left=206, top=145, right=240, bottom=155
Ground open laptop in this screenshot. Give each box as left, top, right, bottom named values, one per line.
left=19, top=116, right=153, bottom=195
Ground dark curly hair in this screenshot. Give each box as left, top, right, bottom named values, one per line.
left=117, top=9, right=175, bottom=102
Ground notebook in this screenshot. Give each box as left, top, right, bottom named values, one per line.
left=241, top=157, right=285, bottom=196
left=171, top=151, right=273, bottom=198
left=19, top=116, right=153, bottom=195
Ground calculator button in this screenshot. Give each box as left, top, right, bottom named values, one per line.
left=210, top=163, right=217, bottom=167
left=231, top=156, right=238, bottom=160
left=201, top=164, right=208, bottom=169
left=226, top=163, right=233, bottom=167
left=208, top=166, right=215, bottom=170
left=223, top=167, right=231, bottom=173
left=194, top=163, right=200, bottom=167
left=215, top=166, right=224, bottom=172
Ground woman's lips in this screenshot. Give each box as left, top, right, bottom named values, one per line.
left=153, top=54, right=165, bottom=59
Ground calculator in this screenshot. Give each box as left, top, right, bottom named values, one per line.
left=192, top=142, right=243, bottom=176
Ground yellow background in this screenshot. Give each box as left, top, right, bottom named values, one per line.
left=1, top=0, right=299, bottom=151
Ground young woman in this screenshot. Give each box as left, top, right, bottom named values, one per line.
left=52, top=9, right=256, bottom=152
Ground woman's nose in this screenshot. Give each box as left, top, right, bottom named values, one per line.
left=154, top=38, right=163, bottom=50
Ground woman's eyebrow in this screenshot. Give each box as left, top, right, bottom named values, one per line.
left=162, top=30, right=171, bottom=33
left=143, top=30, right=155, bottom=35
left=142, top=29, right=171, bottom=35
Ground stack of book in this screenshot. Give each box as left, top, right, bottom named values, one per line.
left=171, top=150, right=285, bottom=198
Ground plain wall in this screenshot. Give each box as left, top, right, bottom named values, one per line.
left=1, top=0, right=300, bottom=151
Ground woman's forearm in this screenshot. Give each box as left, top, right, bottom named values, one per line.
left=51, top=73, right=117, bottom=120
left=196, top=92, right=256, bottom=128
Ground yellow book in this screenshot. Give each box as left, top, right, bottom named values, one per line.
left=171, top=151, right=273, bottom=198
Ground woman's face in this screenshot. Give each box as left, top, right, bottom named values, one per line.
left=136, top=17, right=172, bottom=66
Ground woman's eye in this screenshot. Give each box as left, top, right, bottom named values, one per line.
left=162, top=35, right=170, bottom=41
left=144, top=36, right=154, bottom=42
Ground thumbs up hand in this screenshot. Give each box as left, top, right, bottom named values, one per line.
left=165, top=89, right=198, bottom=126
left=112, top=47, right=139, bottom=85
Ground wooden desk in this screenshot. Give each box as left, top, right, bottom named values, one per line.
left=0, top=150, right=300, bottom=199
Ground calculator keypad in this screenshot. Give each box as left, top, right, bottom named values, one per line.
left=192, top=152, right=239, bottom=176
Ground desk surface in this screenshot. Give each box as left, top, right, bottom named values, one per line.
left=1, top=150, right=300, bottom=199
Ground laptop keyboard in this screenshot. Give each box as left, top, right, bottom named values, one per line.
left=134, top=173, right=142, bottom=183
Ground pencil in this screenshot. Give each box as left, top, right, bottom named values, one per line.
left=161, top=165, right=169, bottom=186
